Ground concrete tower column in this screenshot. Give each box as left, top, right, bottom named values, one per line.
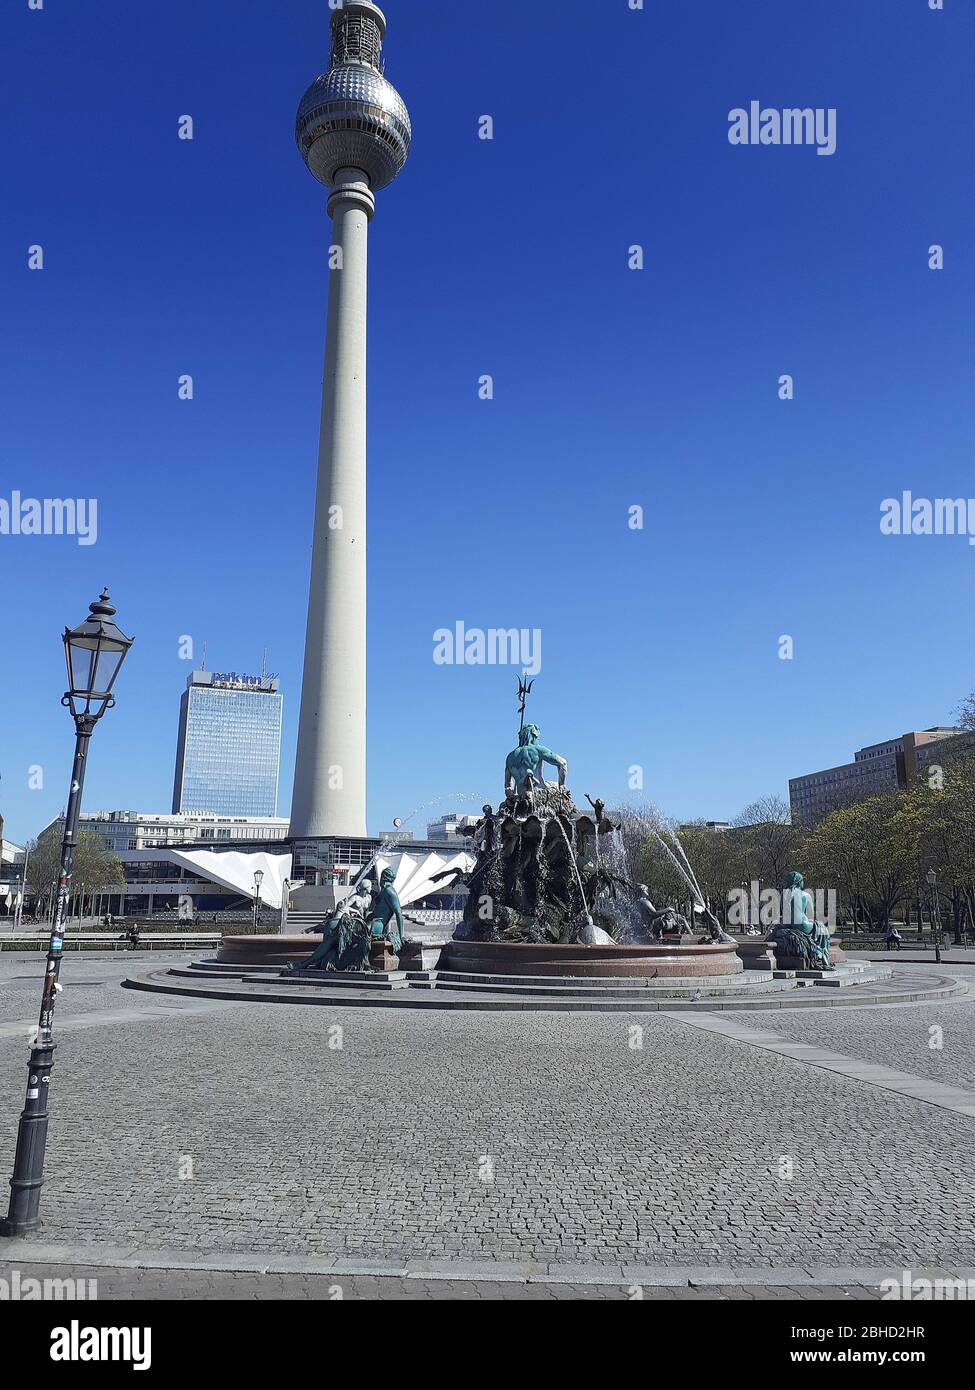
left=289, top=3, right=411, bottom=842
left=290, top=171, right=374, bottom=839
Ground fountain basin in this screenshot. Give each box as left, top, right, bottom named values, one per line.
left=218, top=934, right=322, bottom=968
left=216, top=934, right=442, bottom=971
left=444, top=939, right=743, bottom=978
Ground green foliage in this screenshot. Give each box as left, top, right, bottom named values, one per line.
left=731, top=796, right=805, bottom=890
left=616, top=695, right=975, bottom=935
left=71, top=830, right=125, bottom=898
left=805, top=796, right=914, bottom=928
left=25, top=834, right=61, bottom=910
left=897, top=745, right=975, bottom=939
left=26, top=827, right=124, bottom=917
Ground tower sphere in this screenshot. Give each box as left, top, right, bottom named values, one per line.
left=296, top=1, right=411, bottom=192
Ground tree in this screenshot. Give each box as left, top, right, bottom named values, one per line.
left=899, top=748, right=975, bottom=943
left=675, top=822, right=739, bottom=924
left=733, top=795, right=804, bottom=891
left=71, top=832, right=125, bottom=918
left=956, top=691, right=975, bottom=732
left=26, top=826, right=124, bottom=922
left=805, top=796, right=914, bottom=930
left=25, top=835, right=61, bottom=919
left=802, top=806, right=867, bottom=927
left=613, top=804, right=687, bottom=905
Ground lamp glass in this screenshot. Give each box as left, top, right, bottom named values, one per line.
left=63, top=595, right=133, bottom=720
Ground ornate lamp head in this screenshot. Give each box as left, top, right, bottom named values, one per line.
left=296, top=2, right=411, bottom=191
left=62, top=589, right=134, bottom=723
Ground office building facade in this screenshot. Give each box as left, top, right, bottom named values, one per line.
left=172, top=671, right=283, bottom=817
left=60, top=809, right=290, bottom=853
left=789, top=727, right=962, bottom=826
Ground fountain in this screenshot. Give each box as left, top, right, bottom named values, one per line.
left=442, top=684, right=744, bottom=979
left=154, top=684, right=903, bottom=1003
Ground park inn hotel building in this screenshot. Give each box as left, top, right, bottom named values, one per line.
left=172, top=670, right=282, bottom=818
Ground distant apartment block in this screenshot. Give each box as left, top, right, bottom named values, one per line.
left=60, top=810, right=290, bottom=852
left=789, top=728, right=962, bottom=826
left=426, top=813, right=480, bottom=842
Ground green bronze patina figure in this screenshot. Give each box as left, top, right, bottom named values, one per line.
left=504, top=723, right=568, bottom=801
left=292, top=887, right=372, bottom=973
left=768, top=871, right=833, bottom=970
left=633, top=884, right=692, bottom=943
left=368, top=866, right=405, bottom=953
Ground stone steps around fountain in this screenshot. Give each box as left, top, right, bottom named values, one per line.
left=174, top=965, right=790, bottom=999
left=265, top=969, right=412, bottom=991
left=417, top=968, right=791, bottom=993
left=795, top=962, right=886, bottom=987
left=169, top=961, right=795, bottom=999
left=410, top=974, right=801, bottom=1000
left=176, top=957, right=884, bottom=994
left=428, top=965, right=887, bottom=996
left=182, top=967, right=265, bottom=978
left=123, top=962, right=955, bottom=1013
left=168, top=964, right=414, bottom=991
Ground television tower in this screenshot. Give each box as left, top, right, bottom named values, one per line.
left=289, top=3, right=411, bottom=839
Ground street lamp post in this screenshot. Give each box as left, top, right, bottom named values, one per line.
left=1, top=590, right=133, bottom=1238
left=926, top=867, right=943, bottom=965
left=12, top=866, right=25, bottom=931
left=253, top=870, right=264, bottom=931
left=279, top=878, right=292, bottom=936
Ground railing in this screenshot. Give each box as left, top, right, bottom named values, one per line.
left=0, top=933, right=221, bottom=953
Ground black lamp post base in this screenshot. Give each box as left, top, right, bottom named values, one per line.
left=0, top=1215, right=43, bottom=1238
left=1, top=1040, right=54, bottom=1239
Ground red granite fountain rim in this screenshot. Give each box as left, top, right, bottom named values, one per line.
left=445, top=939, right=743, bottom=977
left=215, top=936, right=745, bottom=976
left=217, top=936, right=737, bottom=954
left=447, top=940, right=738, bottom=955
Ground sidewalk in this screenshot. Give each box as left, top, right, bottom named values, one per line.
left=847, top=949, right=975, bottom=966
left=2, top=1245, right=935, bottom=1300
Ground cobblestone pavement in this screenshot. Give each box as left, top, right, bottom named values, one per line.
left=0, top=953, right=232, bottom=1029
left=0, top=1261, right=887, bottom=1300
left=1, top=955, right=973, bottom=1272
left=746, top=961, right=975, bottom=1092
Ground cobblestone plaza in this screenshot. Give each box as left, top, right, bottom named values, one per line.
left=2, top=953, right=974, bottom=1299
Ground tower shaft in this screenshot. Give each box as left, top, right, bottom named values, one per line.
left=290, top=2, right=410, bottom=842
left=290, top=171, right=375, bottom=839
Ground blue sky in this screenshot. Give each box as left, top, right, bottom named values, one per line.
left=1, top=0, right=972, bottom=846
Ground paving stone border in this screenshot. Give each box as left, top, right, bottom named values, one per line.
left=3, top=1242, right=973, bottom=1288
left=667, top=1011, right=975, bottom=1118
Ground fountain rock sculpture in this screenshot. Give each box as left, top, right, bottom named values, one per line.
left=445, top=685, right=740, bottom=962
left=450, top=718, right=619, bottom=945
